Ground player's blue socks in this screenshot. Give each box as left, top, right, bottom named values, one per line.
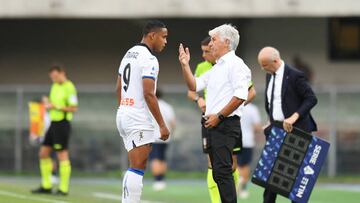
left=122, top=168, right=144, bottom=203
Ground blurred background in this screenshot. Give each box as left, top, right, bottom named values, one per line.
left=0, top=1, right=360, bottom=202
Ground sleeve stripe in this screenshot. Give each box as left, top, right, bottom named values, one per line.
left=142, top=76, right=156, bottom=81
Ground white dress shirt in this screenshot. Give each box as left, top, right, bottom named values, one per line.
left=195, top=51, right=251, bottom=117
left=267, top=60, right=285, bottom=121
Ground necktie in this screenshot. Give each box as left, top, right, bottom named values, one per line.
left=269, top=73, right=276, bottom=122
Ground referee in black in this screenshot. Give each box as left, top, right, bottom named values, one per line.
left=178, top=24, right=252, bottom=203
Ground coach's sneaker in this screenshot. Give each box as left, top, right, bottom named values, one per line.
left=54, top=190, right=68, bottom=196
left=31, top=187, right=52, bottom=194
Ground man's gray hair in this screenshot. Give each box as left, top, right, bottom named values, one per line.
left=209, top=24, right=240, bottom=51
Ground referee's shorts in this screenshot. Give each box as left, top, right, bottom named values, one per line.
left=43, top=120, right=71, bottom=151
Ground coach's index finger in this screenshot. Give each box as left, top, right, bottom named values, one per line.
left=179, top=43, right=184, bottom=53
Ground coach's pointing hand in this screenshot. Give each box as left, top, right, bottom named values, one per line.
left=178, top=43, right=190, bottom=66
left=159, top=125, right=170, bottom=141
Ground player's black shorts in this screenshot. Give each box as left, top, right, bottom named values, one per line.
left=149, top=143, right=168, bottom=161
left=201, top=115, right=242, bottom=154
left=237, top=147, right=253, bottom=166
left=43, top=120, right=71, bottom=151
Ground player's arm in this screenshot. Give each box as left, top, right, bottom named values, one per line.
left=143, top=78, right=170, bottom=141
left=115, top=75, right=122, bottom=106
left=178, top=43, right=196, bottom=91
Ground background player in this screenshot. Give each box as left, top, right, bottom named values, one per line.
left=149, top=89, right=176, bottom=191
left=236, top=103, right=262, bottom=199
left=115, top=20, right=170, bottom=203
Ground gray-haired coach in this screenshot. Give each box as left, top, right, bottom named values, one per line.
left=178, top=24, right=252, bottom=203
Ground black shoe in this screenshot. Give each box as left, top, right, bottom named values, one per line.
left=54, top=190, right=68, bottom=196
left=31, top=187, right=52, bottom=194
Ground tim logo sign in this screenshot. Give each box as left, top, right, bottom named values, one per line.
left=252, top=121, right=330, bottom=203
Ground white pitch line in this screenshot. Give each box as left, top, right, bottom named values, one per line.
left=93, top=192, right=164, bottom=203
left=0, top=190, right=69, bottom=203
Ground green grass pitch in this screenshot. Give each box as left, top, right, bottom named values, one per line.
left=0, top=177, right=359, bottom=203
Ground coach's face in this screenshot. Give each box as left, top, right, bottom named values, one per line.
left=152, top=28, right=168, bottom=53
left=209, top=34, right=229, bottom=60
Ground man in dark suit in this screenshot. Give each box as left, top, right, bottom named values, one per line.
left=258, top=47, right=318, bottom=203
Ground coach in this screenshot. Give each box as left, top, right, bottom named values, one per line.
left=178, top=24, right=251, bottom=203
left=258, top=46, right=318, bottom=203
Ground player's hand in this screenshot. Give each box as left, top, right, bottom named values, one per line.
left=178, top=43, right=190, bottom=66
left=159, top=125, right=170, bottom=141
left=197, top=97, right=206, bottom=113
left=204, top=114, right=220, bottom=128
left=283, top=112, right=299, bottom=132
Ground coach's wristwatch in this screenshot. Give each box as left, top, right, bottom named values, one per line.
left=217, top=113, right=225, bottom=121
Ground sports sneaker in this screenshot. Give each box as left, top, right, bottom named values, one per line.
left=54, top=190, right=68, bottom=196
left=152, top=181, right=166, bottom=191
left=239, top=190, right=249, bottom=199
left=31, top=187, right=52, bottom=194
left=51, top=175, right=59, bottom=184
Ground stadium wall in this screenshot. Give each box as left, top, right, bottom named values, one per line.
left=0, top=18, right=359, bottom=87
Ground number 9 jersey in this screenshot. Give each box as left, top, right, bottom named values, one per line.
left=117, top=43, right=160, bottom=135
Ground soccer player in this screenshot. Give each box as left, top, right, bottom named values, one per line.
left=116, top=20, right=170, bottom=203
left=149, top=89, right=176, bottom=191
left=237, top=103, right=262, bottom=199
left=32, top=65, right=78, bottom=196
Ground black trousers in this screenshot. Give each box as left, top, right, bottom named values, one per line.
left=206, top=116, right=241, bottom=203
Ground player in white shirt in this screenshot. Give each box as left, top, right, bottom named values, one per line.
left=237, top=103, right=262, bottom=199
left=149, top=89, right=176, bottom=191
left=115, top=20, right=170, bottom=203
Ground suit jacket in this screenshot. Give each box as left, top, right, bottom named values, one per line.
left=265, top=64, right=318, bottom=133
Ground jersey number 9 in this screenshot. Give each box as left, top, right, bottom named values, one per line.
left=123, top=63, right=131, bottom=92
